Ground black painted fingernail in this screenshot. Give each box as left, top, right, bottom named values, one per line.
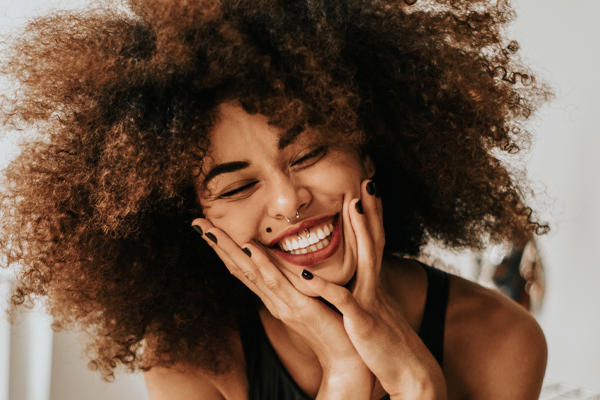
left=301, top=269, right=313, bottom=280
left=366, top=180, right=376, bottom=196
left=242, top=247, right=252, bottom=257
left=355, top=200, right=363, bottom=214
left=205, top=232, right=218, bottom=244
left=192, top=225, right=203, bottom=236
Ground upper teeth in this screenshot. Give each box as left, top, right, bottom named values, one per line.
left=278, top=220, right=334, bottom=254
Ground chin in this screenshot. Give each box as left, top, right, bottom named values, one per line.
left=286, top=264, right=356, bottom=298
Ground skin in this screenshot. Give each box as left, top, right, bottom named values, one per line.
left=144, top=103, right=548, bottom=400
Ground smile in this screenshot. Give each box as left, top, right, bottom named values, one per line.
left=269, top=215, right=342, bottom=267
left=277, top=219, right=335, bottom=254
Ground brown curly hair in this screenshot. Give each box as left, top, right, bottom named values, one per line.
left=0, top=0, right=550, bottom=379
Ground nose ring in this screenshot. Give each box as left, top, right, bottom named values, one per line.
left=284, top=211, right=300, bottom=223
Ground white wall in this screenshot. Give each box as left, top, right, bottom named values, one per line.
left=1, top=0, right=599, bottom=397
left=511, top=0, right=600, bottom=391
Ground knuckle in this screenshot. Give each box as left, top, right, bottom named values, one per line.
left=229, top=268, right=243, bottom=280
left=264, top=278, right=281, bottom=293
left=338, top=287, right=354, bottom=305
left=243, top=270, right=258, bottom=283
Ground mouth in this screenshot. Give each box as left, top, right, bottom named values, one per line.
left=276, top=217, right=335, bottom=254
left=269, top=215, right=342, bottom=267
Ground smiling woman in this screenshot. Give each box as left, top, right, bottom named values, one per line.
left=0, top=0, right=551, bottom=399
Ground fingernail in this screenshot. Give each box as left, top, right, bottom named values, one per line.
left=355, top=200, right=363, bottom=214
left=205, top=232, right=218, bottom=244
left=242, top=248, right=252, bottom=257
left=192, top=225, right=203, bottom=236
left=366, top=180, right=376, bottom=196
left=301, top=269, right=313, bottom=280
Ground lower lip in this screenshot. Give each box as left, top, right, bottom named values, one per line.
left=270, top=215, right=342, bottom=267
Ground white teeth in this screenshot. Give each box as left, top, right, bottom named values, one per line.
left=277, top=218, right=335, bottom=254
left=298, top=236, right=309, bottom=248
left=317, top=228, right=325, bottom=240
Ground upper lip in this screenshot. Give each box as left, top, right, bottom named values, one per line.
left=266, top=214, right=337, bottom=247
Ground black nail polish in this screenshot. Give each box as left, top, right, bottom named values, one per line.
left=242, top=248, right=252, bottom=257
left=301, top=269, right=313, bottom=280
left=205, top=232, right=218, bottom=244
left=366, top=180, right=376, bottom=196
left=355, top=200, right=363, bottom=214
left=192, top=225, right=203, bottom=236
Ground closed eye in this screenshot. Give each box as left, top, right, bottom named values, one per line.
left=292, top=145, right=327, bottom=167
left=219, top=181, right=258, bottom=199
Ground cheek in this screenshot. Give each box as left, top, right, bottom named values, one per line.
left=202, top=202, right=261, bottom=246
left=309, top=157, right=364, bottom=199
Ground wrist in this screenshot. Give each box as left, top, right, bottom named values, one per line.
left=317, top=364, right=373, bottom=400
left=387, top=369, right=447, bottom=400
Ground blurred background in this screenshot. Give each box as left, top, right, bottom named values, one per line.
left=1, top=0, right=599, bottom=399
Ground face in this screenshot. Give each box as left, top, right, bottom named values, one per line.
left=198, top=102, right=374, bottom=296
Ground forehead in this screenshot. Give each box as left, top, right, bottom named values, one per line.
left=205, top=102, right=281, bottom=163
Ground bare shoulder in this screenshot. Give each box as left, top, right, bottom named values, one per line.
left=143, top=331, right=248, bottom=400
left=444, top=274, right=547, bottom=400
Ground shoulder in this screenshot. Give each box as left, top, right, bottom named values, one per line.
left=143, top=331, right=249, bottom=400
left=144, top=365, right=224, bottom=400
left=444, top=274, right=547, bottom=400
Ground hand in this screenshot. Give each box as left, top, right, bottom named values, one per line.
left=191, top=218, right=374, bottom=399
left=300, top=180, right=448, bottom=400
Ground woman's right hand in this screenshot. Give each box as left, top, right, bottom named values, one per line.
left=192, top=218, right=374, bottom=400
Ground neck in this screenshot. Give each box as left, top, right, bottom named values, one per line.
left=259, top=307, right=322, bottom=364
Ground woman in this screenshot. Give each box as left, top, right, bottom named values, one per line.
left=0, top=0, right=550, bottom=399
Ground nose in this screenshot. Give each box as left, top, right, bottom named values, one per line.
left=266, top=171, right=311, bottom=221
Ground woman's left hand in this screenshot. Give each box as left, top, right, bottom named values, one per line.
left=300, top=180, right=448, bottom=400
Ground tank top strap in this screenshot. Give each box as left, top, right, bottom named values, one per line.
left=416, top=262, right=450, bottom=367
left=239, top=312, right=312, bottom=400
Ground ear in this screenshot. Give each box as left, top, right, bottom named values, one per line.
left=362, top=154, right=376, bottom=179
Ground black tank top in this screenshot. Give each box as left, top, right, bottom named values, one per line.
left=239, top=263, right=450, bottom=400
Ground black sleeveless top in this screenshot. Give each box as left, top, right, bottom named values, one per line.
left=239, top=263, right=450, bottom=400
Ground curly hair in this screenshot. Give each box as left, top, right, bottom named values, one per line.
left=0, top=0, right=550, bottom=379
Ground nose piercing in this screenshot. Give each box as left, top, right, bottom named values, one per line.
left=285, top=211, right=300, bottom=223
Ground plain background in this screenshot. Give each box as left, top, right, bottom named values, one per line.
left=1, top=0, right=599, bottom=398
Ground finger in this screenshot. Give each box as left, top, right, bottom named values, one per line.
left=191, top=219, right=282, bottom=312
left=361, top=180, right=384, bottom=248
left=242, top=242, right=311, bottom=312
left=349, top=197, right=380, bottom=300
left=299, top=269, right=368, bottom=322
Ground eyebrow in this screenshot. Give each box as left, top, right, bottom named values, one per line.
left=203, top=161, right=250, bottom=185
